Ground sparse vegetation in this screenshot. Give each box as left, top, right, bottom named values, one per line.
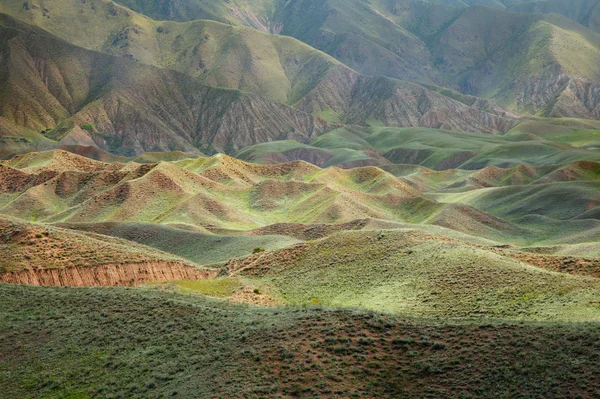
left=80, top=123, right=95, bottom=132
left=2, top=284, right=600, bottom=399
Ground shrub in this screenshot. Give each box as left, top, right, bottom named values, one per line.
left=253, top=247, right=265, bottom=254
left=80, top=123, right=95, bottom=132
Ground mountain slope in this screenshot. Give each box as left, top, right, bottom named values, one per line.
left=0, top=15, right=333, bottom=154
left=0, top=11, right=520, bottom=158
left=99, top=0, right=600, bottom=119
left=1, top=0, right=346, bottom=105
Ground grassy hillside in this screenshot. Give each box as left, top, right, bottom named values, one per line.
left=99, top=0, right=600, bottom=118
left=0, top=216, right=195, bottom=272
left=0, top=15, right=335, bottom=155
left=509, top=0, right=600, bottom=33
left=0, top=10, right=522, bottom=159
left=3, top=284, right=600, bottom=398
left=226, top=229, right=600, bottom=320
left=236, top=124, right=600, bottom=170
left=0, top=0, right=345, bottom=105
left=60, top=221, right=300, bottom=265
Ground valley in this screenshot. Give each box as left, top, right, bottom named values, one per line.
left=1, top=0, right=600, bottom=397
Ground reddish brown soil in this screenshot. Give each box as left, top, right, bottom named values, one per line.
left=0, top=262, right=217, bottom=287
left=508, top=252, right=600, bottom=278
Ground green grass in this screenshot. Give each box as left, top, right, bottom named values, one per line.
left=3, top=283, right=600, bottom=398
left=60, top=222, right=300, bottom=265
left=236, top=230, right=600, bottom=321
left=144, top=278, right=241, bottom=297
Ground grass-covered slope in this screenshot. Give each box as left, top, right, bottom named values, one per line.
left=0, top=15, right=333, bottom=155
left=509, top=0, right=600, bottom=33
left=0, top=0, right=345, bottom=105
left=226, top=230, right=600, bottom=321
left=0, top=216, right=192, bottom=272
left=0, top=9, right=521, bottom=158
left=60, top=221, right=300, bottom=265
left=2, top=284, right=600, bottom=398
left=101, top=0, right=600, bottom=119
left=0, top=215, right=218, bottom=287
left=236, top=124, right=600, bottom=170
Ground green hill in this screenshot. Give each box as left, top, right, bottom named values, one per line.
left=2, top=150, right=599, bottom=247
left=3, top=284, right=600, bottom=398
left=225, top=229, right=600, bottom=320
left=509, top=0, right=600, bottom=33
left=235, top=124, right=600, bottom=170
left=60, top=221, right=300, bottom=265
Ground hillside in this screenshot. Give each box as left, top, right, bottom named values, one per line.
left=0, top=11, right=522, bottom=158
left=0, top=216, right=215, bottom=286
left=0, top=15, right=334, bottom=155
left=235, top=123, right=600, bottom=169
left=0, top=0, right=345, bottom=105
left=85, top=0, right=600, bottom=119
left=3, top=284, right=600, bottom=398
left=509, top=0, right=600, bottom=33
left=224, top=229, right=600, bottom=320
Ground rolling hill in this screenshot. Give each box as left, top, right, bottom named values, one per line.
left=1, top=1, right=600, bottom=397
left=235, top=124, right=600, bottom=169
left=0, top=215, right=215, bottom=286
left=224, top=229, right=600, bottom=320
left=1, top=149, right=599, bottom=248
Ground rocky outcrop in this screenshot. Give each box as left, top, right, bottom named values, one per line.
left=0, top=262, right=218, bottom=286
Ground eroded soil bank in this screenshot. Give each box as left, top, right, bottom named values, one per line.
left=0, top=262, right=218, bottom=287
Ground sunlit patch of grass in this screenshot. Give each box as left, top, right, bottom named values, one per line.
left=145, top=278, right=242, bottom=298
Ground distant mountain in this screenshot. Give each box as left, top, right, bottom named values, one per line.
left=0, top=15, right=334, bottom=155
left=0, top=11, right=516, bottom=156
left=87, top=0, right=600, bottom=119
left=2, top=0, right=600, bottom=157
left=509, top=0, right=600, bottom=33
